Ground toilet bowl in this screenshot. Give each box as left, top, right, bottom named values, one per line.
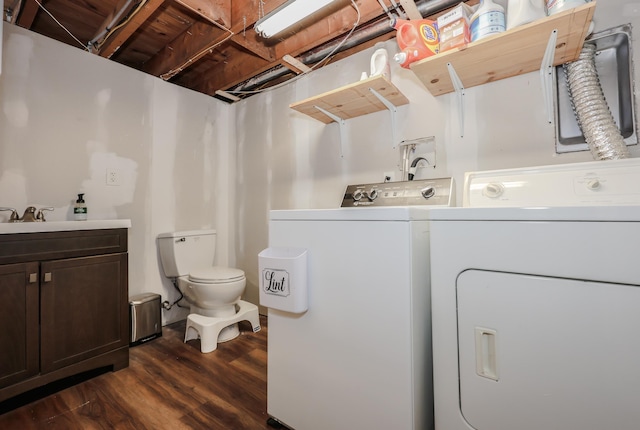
left=157, top=230, right=260, bottom=350
left=178, top=266, right=247, bottom=341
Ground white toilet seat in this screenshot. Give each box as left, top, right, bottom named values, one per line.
left=189, top=266, right=245, bottom=284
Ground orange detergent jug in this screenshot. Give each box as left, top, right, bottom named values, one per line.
left=392, top=18, right=439, bottom=69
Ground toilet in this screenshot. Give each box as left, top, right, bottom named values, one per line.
left=157, top=229, right=260, bottom=352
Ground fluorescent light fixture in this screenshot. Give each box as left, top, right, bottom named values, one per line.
left=255, top=0, right=340, bottom=39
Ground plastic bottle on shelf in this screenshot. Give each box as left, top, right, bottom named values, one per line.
left=393, top=49, right=421, bottom=69
left=507, top=0, right=546, bottom=30
left=470, top=0, right=506, bottom=42
left=74, top=193, right=87, bottom=221
left=370, top=43, right=391, bottom=79
left=546, top=0, right=591, bottom=16
left=391, top=18, right=439, bottom=69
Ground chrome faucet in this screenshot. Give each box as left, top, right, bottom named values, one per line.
left=20, top=206, right=38, bottom=222
left=0, top=207, right=19, bottom=222
left=36, top=207, right=54, bottom=221
left=0, top=206, right=55, bottom=222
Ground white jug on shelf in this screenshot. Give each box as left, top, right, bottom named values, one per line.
left=370, top=44, right=391, bottom=79
left=507, top=0, right=546, bottom=30
left=546, top=0, right=592, bottom=16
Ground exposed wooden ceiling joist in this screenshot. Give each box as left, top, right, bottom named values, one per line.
left=15, top=0, right=38, bottom=28
left=174, top=0, right=231, bottom=28
left=398, top=0, right=422, bottom=19
left=98, top=0, right=166, bottom=58
left=142, top=20, right=227, bottom=78
left=3, top=0, right=470, bottom=100
left=193, top=0, right=392, bottom=94
left=231, top=32, right=276, bottom=62
left=281, top=54, right=312, bottom=74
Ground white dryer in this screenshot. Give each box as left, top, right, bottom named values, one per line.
left=429, top=158, right=640, bottom=430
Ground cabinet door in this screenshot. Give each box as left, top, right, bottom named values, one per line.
left=0, top=262, right=39, bottom=388
left=40, top=254, right=128, bottom=374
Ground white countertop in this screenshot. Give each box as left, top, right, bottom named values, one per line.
left=0, top=219, right=131, bottom=234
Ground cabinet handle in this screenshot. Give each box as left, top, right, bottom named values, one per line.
left=29, top=273, right=38, bottom=283
left=43, top=272, right=52, bottom=282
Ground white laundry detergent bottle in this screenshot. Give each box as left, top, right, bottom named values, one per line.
left=470, top=0, right=506, bottom=42
left=507, top=0, right=546, bottom=29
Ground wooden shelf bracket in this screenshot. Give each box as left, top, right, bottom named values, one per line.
left=369, top=87, right=399, bottom=148
left=447, top=62, right=466, bottom=137
left=540, top=29, right=559, bottom=124
left=314, top=105, right=347, bottom=157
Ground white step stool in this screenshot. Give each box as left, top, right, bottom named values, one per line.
left=184, top=300, right=261, bottom=353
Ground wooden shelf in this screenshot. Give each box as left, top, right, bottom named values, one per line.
left=410, top=2, right=596, bottom=97
left=289, top=75, right=409, bottom=124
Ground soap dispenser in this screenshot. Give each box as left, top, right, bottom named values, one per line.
left=74, top=193, right=87, bottom=221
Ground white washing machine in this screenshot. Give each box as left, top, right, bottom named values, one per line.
left=428, top=158, right=640, bottom=430
left=262, top=178, right=454, bottom=430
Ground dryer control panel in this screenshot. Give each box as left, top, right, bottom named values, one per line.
left=464, top=158, right=640, bottom=207
left=341, top=178, right=454, bottom=207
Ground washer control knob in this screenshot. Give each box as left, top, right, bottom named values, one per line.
left=483, top=182, right=505, bottom=199
left=368, top=188, right=379, bottom=201
left=587, top=179, right=601, bottom=190
left=421, top=186, right=436, bottom=199
left=352, top=189, right=364, bottom=201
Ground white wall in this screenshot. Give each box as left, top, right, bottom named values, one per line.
left=0, top=24, right=234, bottom=324
left=0, top=2, right=636, bottom=321
left=234, top=1, right=640, bottom=309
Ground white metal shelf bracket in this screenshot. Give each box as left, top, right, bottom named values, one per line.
left=369, top=87, right=398, bottom=148
left=447, top=62, right=465, bottom=137
left=540, top=29, right=558, bottom=124
left=314, top=105, right=347, bottom=157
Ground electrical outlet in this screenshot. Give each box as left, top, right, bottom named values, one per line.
left=106, top=168, right=122, bottom=186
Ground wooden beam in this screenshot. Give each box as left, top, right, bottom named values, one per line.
left=282, top=54, right=311, bottom=74
left=398, top=0, right=423, bottom=19
left=98, top=0, right=166, bottom=58
left=231, top=31, right=275, bottom=62
left=142, top=0, right=288, bottom=79
left=174, top=0, right=231, bottom=28
left=142, top=21, right=230, bottom=78
left=273, top=1, right=385, bottom=61
left=225, top=0, right=289, bottom=61
left=198, top=46, right=274, bottom=94
left=148, top=0, right=392, bottom=93
left=215, top=90, right=241, bottom=101
left=193, top=0, right=389, bottom=94
left=230, top=0, right=290, bottom=29
left=90, top=0, right=133, bottom=46
left=16, top=0, right=40, bottom=29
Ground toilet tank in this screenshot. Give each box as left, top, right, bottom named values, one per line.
left=157, top=229, right=216, bottom=277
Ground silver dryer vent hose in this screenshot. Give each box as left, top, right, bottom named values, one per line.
left=564, top=42, right=630, bottom=160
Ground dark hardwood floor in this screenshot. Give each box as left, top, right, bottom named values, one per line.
left=0, top=316, right=272, bottom=429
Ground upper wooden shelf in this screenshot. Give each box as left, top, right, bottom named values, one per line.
left=410, top=2, right=596, bottom=97
left=289, top=75, right=409, bottom=124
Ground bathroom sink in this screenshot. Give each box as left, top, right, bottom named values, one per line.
left=0, top=219, right=131, bottom=234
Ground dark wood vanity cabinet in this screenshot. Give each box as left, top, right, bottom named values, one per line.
left=0, top=262, right=39, bottom=389
left=0, top=228, right=129, bottom=402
